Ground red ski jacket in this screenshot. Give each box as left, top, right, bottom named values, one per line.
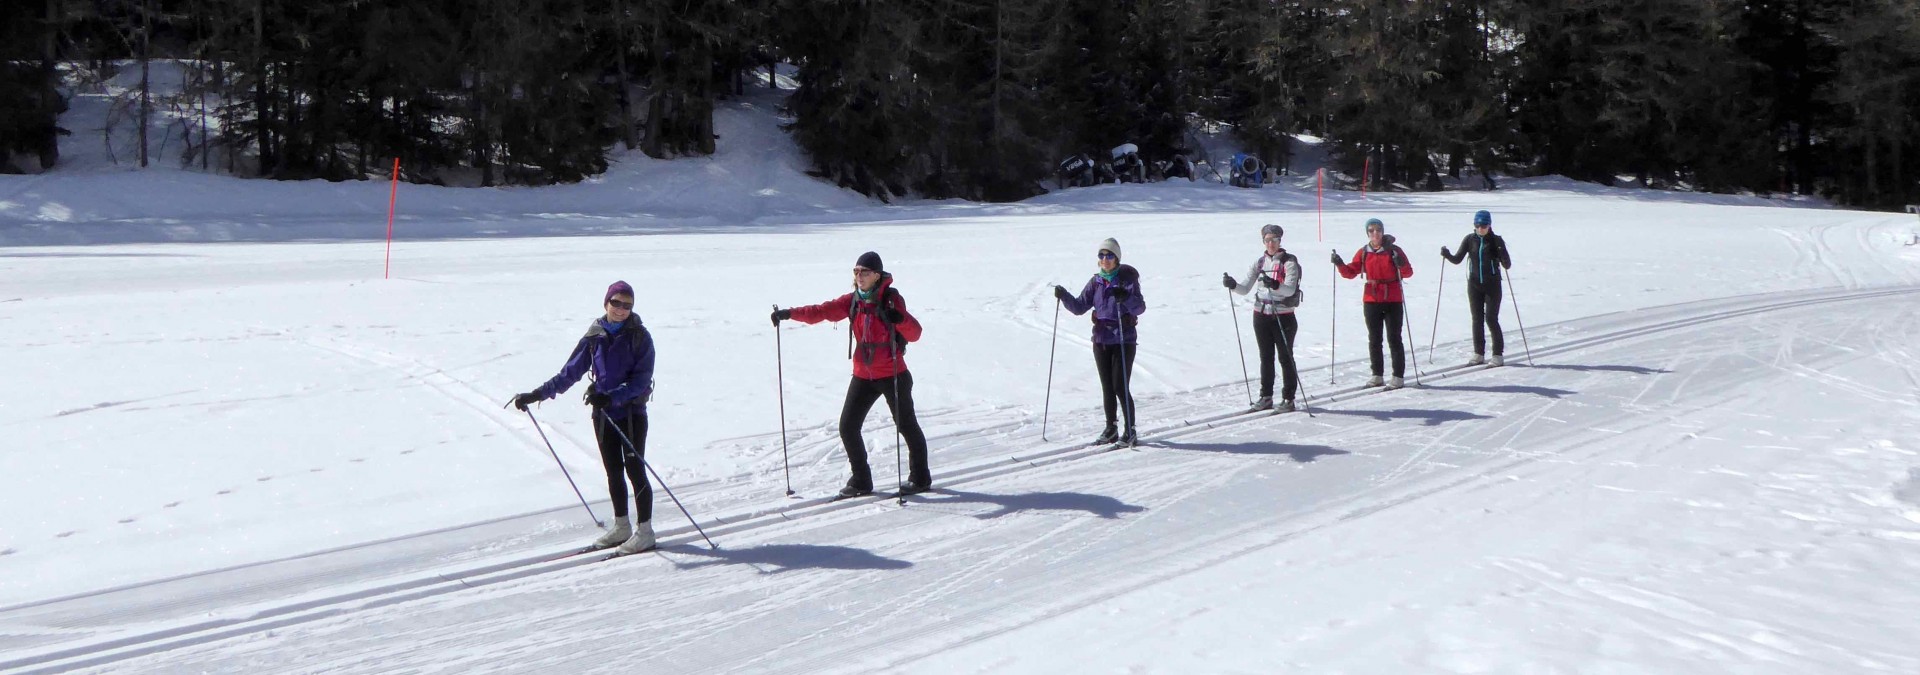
left=1337, top=240, right=1415, bottom=303
left=788, top=275, right=924, bottom=380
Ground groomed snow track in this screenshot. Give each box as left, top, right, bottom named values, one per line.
left=3, top=284, right=1916, bottom=674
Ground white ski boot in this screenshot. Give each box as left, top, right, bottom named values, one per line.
left=593, top=517, right=632, bottom=549
left=1366, top=375, right=1384, bottom=387
left=1275, top=399, right=1296, bottom=413
left=616, top=520, right=656, bottom=555
left=1385, top=377, right=1405, bottom=390
left=1490, top=354, right=1505, bottom=367
left=1467, top=354, right=1485, bottom=366
left=1251, top=396, right=1273, bottom=412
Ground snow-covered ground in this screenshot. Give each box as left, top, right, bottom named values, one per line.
left=5, top=75, right=1920, bottom=673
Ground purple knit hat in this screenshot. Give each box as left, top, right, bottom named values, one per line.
left=604, top=280, right=634, bottom=304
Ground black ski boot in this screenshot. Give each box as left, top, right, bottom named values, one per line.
left=837, top=475, right=874, bottom=499
left=898, top=479, right=932, bottom=496
left=1093, top=424, right=1119, bottom=445
left=1119, top=427, right=1138, bottom=447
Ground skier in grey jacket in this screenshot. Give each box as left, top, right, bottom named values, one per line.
left=1222, top=224, right=1304, bottom=412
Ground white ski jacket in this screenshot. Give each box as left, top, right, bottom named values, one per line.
left=1231, top=250, right=1302, bottom=315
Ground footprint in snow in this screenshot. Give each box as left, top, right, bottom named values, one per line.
left=256, top=476, right=273, bottom=482
left=164, top=501, right=181, bottom=508
left=1, top=548, right=15, bottom=556
left=217, top=489, right=234, bottom=495
left=118, top=517, right=137, bottom=524
left=55, top=531, right=76, bottom=538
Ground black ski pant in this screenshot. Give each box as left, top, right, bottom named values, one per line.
left=1363, top=301, right=1406, bottom=378
left=593, top=411, right=652, bottom=522
left=839, top=372, right=931, bottom=488
left=1094, top=342, right=1138, bottom=431
left=1467, top=281, right=1505, bottom=356
left=1252, top=312, right=1300, bottom=401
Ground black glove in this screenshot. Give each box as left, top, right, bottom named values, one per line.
left=1330, top=251, right=1344, bottom=266
left=1108, top=286, right=1131, bottom=303
left=1260, top=275, right=1281, bottom=289
left=1221, top=273, right=1237, bottom=290
left=770, top=308, right=791, bottom=326
left=879, top=305, right=904, bottom=324
left=1053, top=285, right=1072, bottom=302
left=585, top=389, right=612, bottom=409
left=511, top=392, right=542, bottom=411
left=1441, top=246, right=1451, bottom=258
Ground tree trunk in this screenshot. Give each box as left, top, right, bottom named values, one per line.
left=254, top=0, right=270, bottom=175
left=139, top=0, right=152, bottom=168
left=616, top=47, right=636, bottom=150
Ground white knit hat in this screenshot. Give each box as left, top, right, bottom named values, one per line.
left=1098, top=237, right=1122, bottom=262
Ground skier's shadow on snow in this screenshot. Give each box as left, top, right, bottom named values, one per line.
left=1317, top=407, right=1492, bottom=426
left=665, top=543, right=912, bottom=574
left=1420, top=384, right=1577, bottom=399
left=911, top=489, right=1146, bottom=520
left=1154, top=441, right=1349, bottom=463
left=1520, top=363, right=1671, bottom=375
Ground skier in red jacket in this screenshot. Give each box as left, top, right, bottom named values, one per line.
left=771, top=252, right=931, bottom=498
left=1332, top=218, right=1415, bottom=389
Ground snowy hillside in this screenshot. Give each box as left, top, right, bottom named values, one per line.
left=5, top=82, right=1920, bottom=674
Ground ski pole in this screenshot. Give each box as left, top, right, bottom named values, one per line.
left=1397, top=249, right=1428, bottom=387
left=1506, top=274, right=1535, bottom=365
left=1042, top=299, right=1060, bottom=441
left=1428, top=256, right=1446, bottom=362
left=1401, top=300, right=1423, bottom=385
left=1117, top=306, right=1135, bottom=447
left=890, top=325, right=904, bottom=502
left=1271, top=315, right=1315, bottom=418
left=511, top=404, right=601, bottom=528
left=1329, top=258, right=1338, bottom=385
left=1227, top=289, right=1252, bottom=405
left=599, top=409, right=717, bottom=550
left=773, top=305, right=793, bottom=497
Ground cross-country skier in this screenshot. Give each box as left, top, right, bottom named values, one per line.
left=1054, top=238, right=1147, bottom=446
left=1224, top=224, right=1304, bottom=412
left=770, top=252, right=931, bottom=498
left=1332, top=219, right=1415, bottom=389
left=511, top=281, right=659, bottom=554
left=1441, top=210, right=1513, bottom=366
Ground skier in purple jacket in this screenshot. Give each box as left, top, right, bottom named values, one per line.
left=512, top=280, right=658, bottom=554
left=1053, top=237, right=1147, bottom=446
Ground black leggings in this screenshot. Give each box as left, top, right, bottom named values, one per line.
left=839, top=372, right=931, bottom=487
left=593, top=412, right=651, bottom=522
left=1363, top=302, right=1406, bottom=378
left=1094, top=343, right=1138, bottom=429
left=1468, top=281, right=1505, bottom=356
left=1252, top=312, right=1300, bottom=400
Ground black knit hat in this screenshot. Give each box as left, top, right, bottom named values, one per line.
left=855, top=251, right=884, bottom=273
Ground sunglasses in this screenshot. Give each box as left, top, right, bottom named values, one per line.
left=607, top=299, right=634, bottom=310
left=852, top=267, right=878, bottom=276
left=1263, top=236, right=1282, bottom=243
left=1097, top=252, right=1117, bottom=260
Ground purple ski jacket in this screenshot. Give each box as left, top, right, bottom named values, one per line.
left=1060, top=264, right=1146, bottom=345
left=533, top=317, right=656, bottom=419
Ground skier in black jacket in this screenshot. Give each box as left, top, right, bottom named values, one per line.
left=1440, top=210, right=1512, bottom=366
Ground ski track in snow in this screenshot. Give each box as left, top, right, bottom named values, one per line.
left=7, top=285, right=1920, bottom=674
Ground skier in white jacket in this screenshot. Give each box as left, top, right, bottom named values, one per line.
left=1222, top=224, right=1304, bottom=412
